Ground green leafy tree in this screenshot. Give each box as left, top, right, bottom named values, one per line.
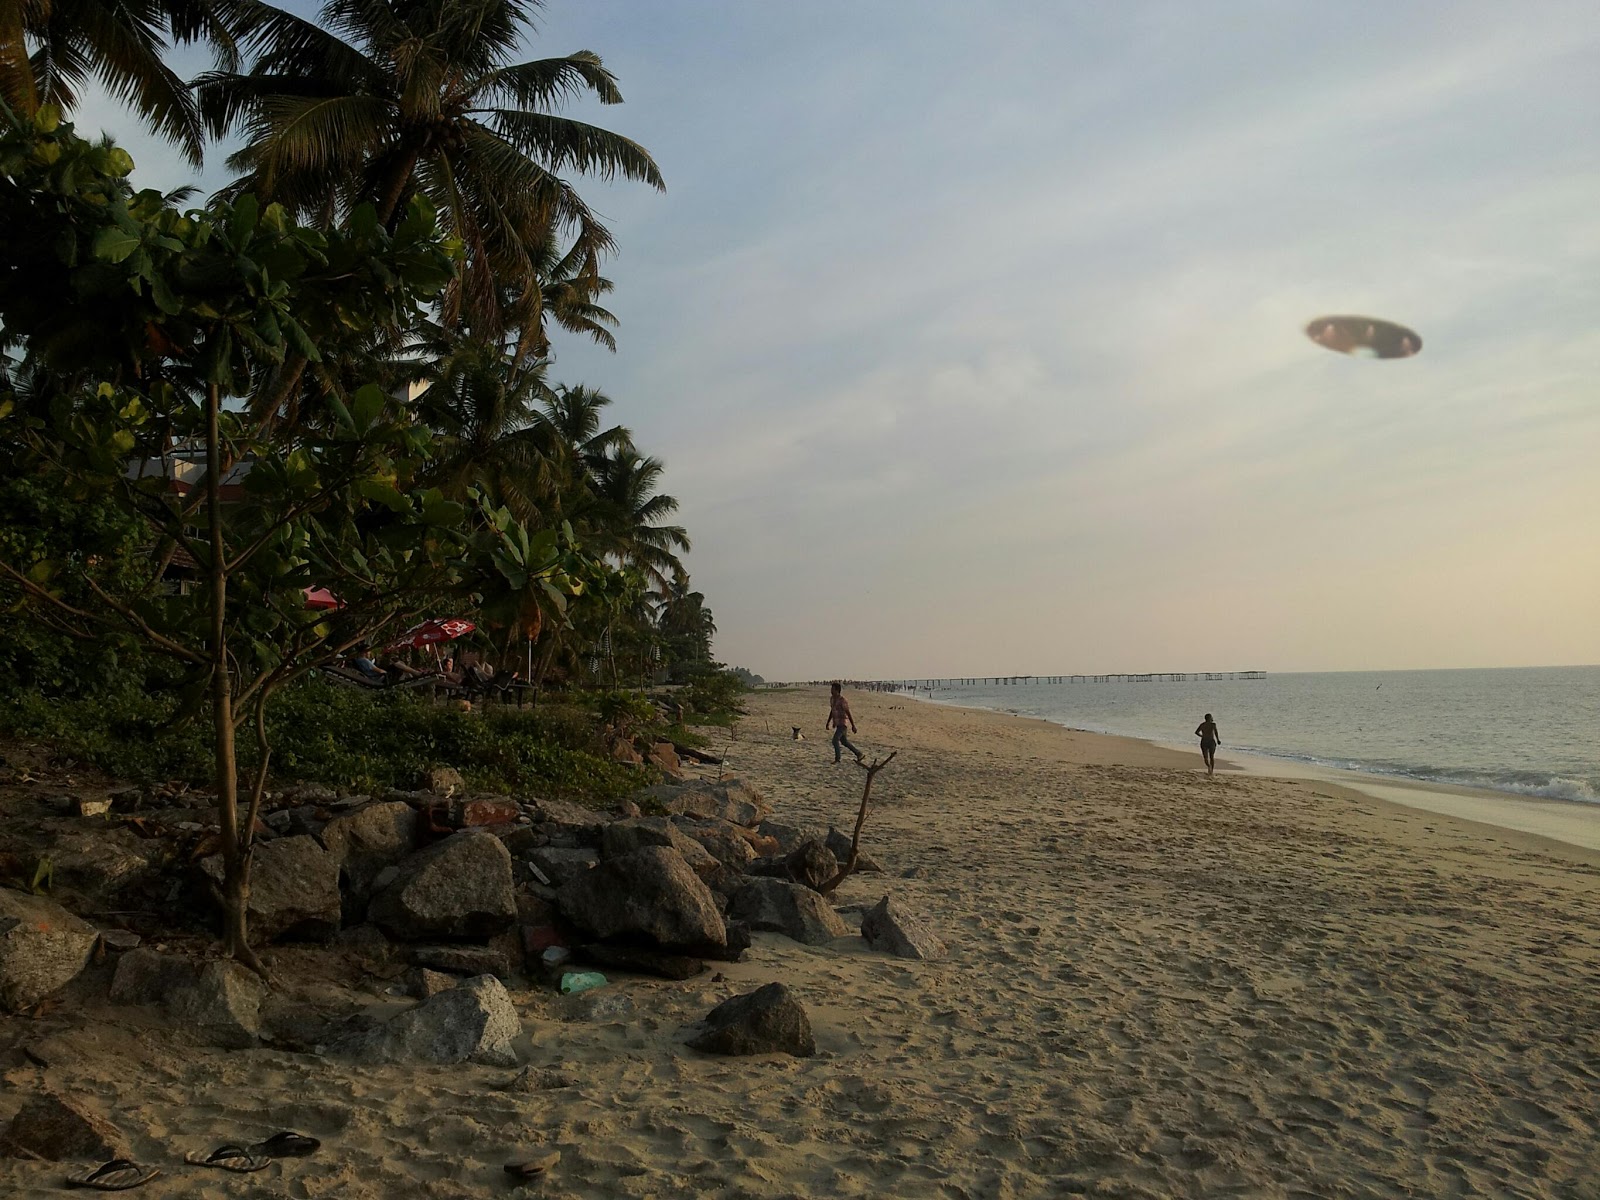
left=0, top=109, right=571, bottom=970
left=194, top=0, right=664, bottom=340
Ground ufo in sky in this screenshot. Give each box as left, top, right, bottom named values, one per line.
left=1305, top=315, right=1422, bottom=359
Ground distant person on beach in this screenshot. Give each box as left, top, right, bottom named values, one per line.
left=1195, top=713, right=1220, bottom=775
left=827, top=682, right=866, bottom=765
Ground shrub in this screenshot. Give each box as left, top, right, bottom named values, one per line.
left=0, top=677, right=646, bottom=806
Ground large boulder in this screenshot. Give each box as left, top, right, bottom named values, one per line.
left=755, top=820, right=827, bottom=856
left=673, top=818, right=758, bottom=872
left=786, top=839, right=838, bottom=892
left=641, top=780, right=771, bottom=827
left=601, top=818, right=719, bottom=880
left=728, top=878, right=850, bottom=946
left=526, top=846, right=599, bottom=887
left=0, top=888, right=98, bottom=1012
left=202, top=835, right=342, bottom=942
left=410, top=944, right=513, bottom=981
left=170, top=961, right=267, bottom=1049
left=556, top=846, right=726, bottom=956
left=47, top=830, right=160, bottom=907
left=1, top=1092, right=130, bottom=1161
left=577, top=943, right=707, bottom=981
left=320, top=801, right=418, bottom=899
left=110, top=950, right=265, bottom=1048
left=825, top=827, right=883, bottom=873
left=369, top=831, right=516, bottom=942
left=333, top=975, right=519, bottom=1067
left=687, top=982, right=815, bottom=1058
left=861, top=895, right=947, bottom=961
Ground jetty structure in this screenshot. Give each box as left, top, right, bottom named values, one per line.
left=880, top=671, right=1266, bottom=689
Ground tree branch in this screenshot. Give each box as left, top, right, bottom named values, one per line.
left=817, top=751, right=897, bottom=896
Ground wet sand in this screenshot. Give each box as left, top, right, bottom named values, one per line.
left=3, top=686, right=1598, bottom=1198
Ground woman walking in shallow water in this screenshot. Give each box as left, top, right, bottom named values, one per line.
left=1195, top=713, right=1220, bottom=775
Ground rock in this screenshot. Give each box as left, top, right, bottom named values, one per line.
left=577, top=943, right=707, bottom=981
left=755, top=820, right=828, bottom=855
left=200, top=835, right=341, bottom=943
left=406, top=967, right=457, bottom=999
left=426, top=766, right=467, bottom=797
left=648, top=742, right=680, bottom=771
left=728, top=878, right=850, bottom=946
left=610, top=741, right=643, bottom=766
left=826, top=827, right=883, bottom=873
left=110, top=947, right=199, bottom=1004
left=506, top=1065, right=575, bottom=1092
left=111, top=951, right=264, bottom=1047
left=616, top=800, right=643, bottom=819
left=321, top=802, right=418, bottom=899
left=641, top=780, right=771, bottom=827
left=515, top=892, right=557, bottom=927
left=525, top=798, right=605, bottom=847
left=98, top=929, right=141, bottom=951
left=0, top=888, right=98, bottom=1012
left=169, top=961, right=267, bottom=1049
left=556, top=847, right=726, bottom=956
left=1, top=1092, right=130, bottom=1161
left=746, top=855, right=794, bottom=879
left=861, top=895, right=947, bottom=961
left=687, top=982, right=815, bottom=1058
left=673, top=819, right=758, bottom=872
left=329, top=923, right=395, bottom=965
left=73, top=796, right=112, bottom=818
left=368, top=831, right=516, bottom=942
left=333, top=975, right=519, bottom=1067
left=411, top=944, right=513, bottom=980
left=601, top=818, right=718, bottom=880
left=46, top=832, right=158, bottom=907
left=526, top=846, right=599, bottom=887
left=280, top=782, right=339, bottom=806
left=786, top=839, right=838, bottom=892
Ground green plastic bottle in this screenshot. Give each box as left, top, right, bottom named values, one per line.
left=559, top=970, right=607, bottom=995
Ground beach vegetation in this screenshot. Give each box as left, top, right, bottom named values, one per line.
left=0, top=2, right=721, bottom=973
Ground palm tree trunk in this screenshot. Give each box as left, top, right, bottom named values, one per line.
left=376, top=149, right=422, bottom=227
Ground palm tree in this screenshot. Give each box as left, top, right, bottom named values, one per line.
left=2, top=0, right=237, bottom=167
left=194, top=0, right=663, bottom=338
left=542, top=383, right=628, bottom=475
left=581, top=445, right=688, bottom=590
left=657, top=572, right=715, bottom=665
left=410, top=334, right=563, bottom=522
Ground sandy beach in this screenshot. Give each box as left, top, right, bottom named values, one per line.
left=4, top=686, right=1600, bottom=1198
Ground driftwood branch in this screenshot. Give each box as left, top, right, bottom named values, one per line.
left=817, top=750, right=897, bottom=896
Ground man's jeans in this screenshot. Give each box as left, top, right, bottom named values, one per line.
left=832, top=726, right=861, bottom=762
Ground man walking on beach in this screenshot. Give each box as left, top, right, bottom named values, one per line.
left=1195, top=713, right=1220, bottom=776
left=827, top=682, right=866, bottom=765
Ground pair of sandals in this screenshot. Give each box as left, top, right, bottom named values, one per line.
left=65, top=1132, right=320, bottom=1191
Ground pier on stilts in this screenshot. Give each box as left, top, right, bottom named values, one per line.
left=874, top=671, right=1266, bottom=690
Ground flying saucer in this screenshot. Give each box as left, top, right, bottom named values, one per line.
left=1305, top=315, right=1421, bottom=359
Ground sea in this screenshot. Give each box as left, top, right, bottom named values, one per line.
left=905, top=666, right=1600, bottom=806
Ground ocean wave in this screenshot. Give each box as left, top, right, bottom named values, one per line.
left=1234, top=749, right=1600, bottom=806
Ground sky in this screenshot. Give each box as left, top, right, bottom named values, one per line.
left=75, top=1, right=1600, bottom=680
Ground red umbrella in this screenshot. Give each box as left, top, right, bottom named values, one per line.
left=303, top=587, right=342, bottom=611
left=387, top=618, right=476, bottom=650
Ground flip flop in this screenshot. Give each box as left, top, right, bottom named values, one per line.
left=503, top=1150, right=560, bottom=1179
left=65, top=1159, right=160, bottom=1191
left=250, top=1131, right=321, bottom=1158
left=184, top=1144, right=270, bottom=1172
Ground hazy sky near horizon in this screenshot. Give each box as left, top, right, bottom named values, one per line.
left=81, top=1, right=1600, bottom=679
